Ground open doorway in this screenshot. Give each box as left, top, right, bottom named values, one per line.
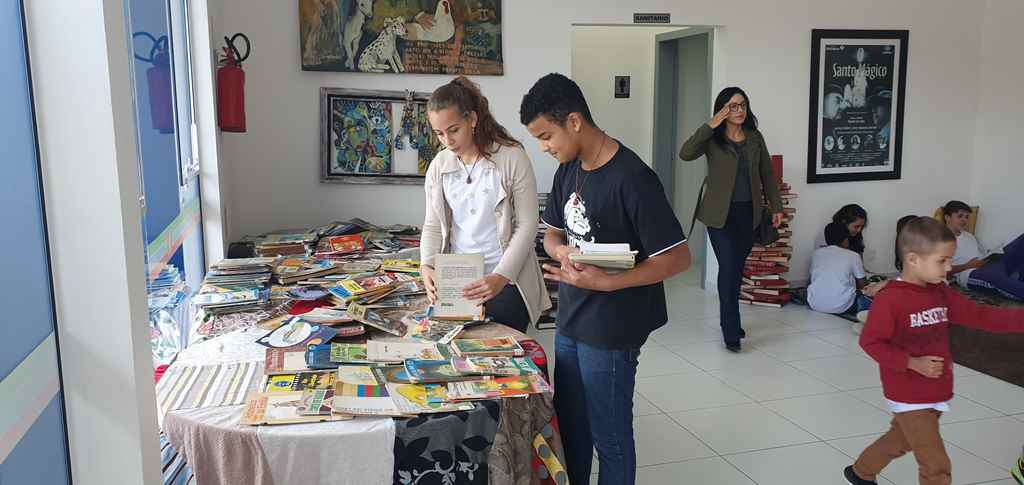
left=570, top=25, right=715, bottom=288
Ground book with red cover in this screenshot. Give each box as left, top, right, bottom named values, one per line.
left=771, top=154, right=783, bottom=185
left=742, top=277, right=790, bottom=287
left=326, top=235, right=365, bottom=254
left=741, top=285, right=787, bottom=296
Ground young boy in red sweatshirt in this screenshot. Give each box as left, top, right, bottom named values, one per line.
left=845, top=217, right=1024, bottom=485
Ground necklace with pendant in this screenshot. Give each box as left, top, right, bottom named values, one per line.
left=460, top=158, right=480, bottom=184
left=573, top=134, right=608, bottom=207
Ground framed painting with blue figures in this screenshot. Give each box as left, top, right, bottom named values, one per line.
left=320, top=87, right=441, bottom=184
left=300, top=0, right=503, bottom=75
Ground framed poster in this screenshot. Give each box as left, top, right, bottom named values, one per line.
left=807, top=29, right=908, bottom=183
left=320, top=87, right=441, bottom=184
left=299, top=0, right=503, bottom=75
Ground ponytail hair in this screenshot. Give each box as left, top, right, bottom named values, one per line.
left=428, top=76, right=521, bottom=156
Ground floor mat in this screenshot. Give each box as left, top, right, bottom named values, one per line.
left=949, top=285, right=1024, bottom=388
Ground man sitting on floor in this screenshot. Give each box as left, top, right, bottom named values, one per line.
left=943, top=200, right=1024, bottom=301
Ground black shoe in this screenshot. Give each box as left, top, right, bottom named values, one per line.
left=844, top=465, right=876, bottom=485
left=726, top=342, right=741, bottom=353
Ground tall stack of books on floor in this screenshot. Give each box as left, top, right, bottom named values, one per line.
left=535, top=193, right=558, bottom=328
left=165, top=217, right=553, bottom=425
left=740, top=155, right=797, bottom=308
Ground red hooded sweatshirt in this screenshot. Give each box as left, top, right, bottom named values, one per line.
left=859, top=280, right=1024, bottom=404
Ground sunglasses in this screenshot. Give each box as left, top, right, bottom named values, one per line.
left=728, top=102, right=748, bottom=113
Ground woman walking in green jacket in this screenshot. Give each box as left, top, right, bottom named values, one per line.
left=679, top=87, right=784, bottom=352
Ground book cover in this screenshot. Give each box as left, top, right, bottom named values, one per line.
left=326, top=235, right=365, bottom=254
left=346, top=304, right=408, bottom=336
left=381, top=259, right=421, bottom=273
left=330, top=366, right=406, bottom=416
left=367, top=340, right=445, bottom=363
left=192, top=289, right=260, bottom=306
left=240, top=391, right=351, bottom=426
left=329, top=343, right=370, bottom=363
left=265, top=348, right=308, bottom=375
left=403, top=359, right=475, bottom=384
left=452, top=337, right=525, bottom=357
left=406, top=318, right=464, bottom=344
left=446, top=374, right=553, bottom=401
left=255, top=318, right=338, bottom=349
left=265, top=370, right=336, bottom=393
left=451, top=356, right=543, bottom=377
left=376, top=365, right=415, bottom=384
left=385, top=382, right=475, bottom=414
left=433, top=254, right=485, bottom=320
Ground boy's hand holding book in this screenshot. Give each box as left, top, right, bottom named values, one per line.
left=543, top=246, right=617, bottom=292
left=908, top=355, right=944, bottom=379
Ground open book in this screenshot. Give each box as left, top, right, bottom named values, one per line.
left=568, top=242, right=638, bottom=270
left=432, top=254, right=485, bottom=320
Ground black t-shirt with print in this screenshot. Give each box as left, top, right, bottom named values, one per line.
left=542, top=143, right=686, bottom=350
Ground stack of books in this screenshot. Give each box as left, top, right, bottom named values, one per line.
left=569, top=242, right=637, bottom=270
left=192, top=257, right=279, bottom=315
left=740, top=155, right=795, bottom=308
left=253, top=231, right=318, bottom=257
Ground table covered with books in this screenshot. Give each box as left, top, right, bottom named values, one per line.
left=158, top=220, right=566, bottom=485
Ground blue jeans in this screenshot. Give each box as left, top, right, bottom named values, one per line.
left=844, top=293, right=874, bottom=315
left=706, top=202, right=755, bottom=345
left=554, top=331, right=640, bottom=485
left=969, top=233, right=1024, bottom=301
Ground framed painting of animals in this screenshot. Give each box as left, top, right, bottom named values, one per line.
left=320, top=87, right=441, bottom=184
left=299, top=0, right=503, bottom=75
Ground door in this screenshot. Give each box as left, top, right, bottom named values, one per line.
left=0, top=2, right=72, bottom=484
left=653, top=28, right=714, bottom=286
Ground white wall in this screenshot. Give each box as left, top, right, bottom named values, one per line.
left=214, top=0, right=989, bottom=280
left=571, top=25, right=680, bottom=165
left=970, top=0, right=1024, bottom=249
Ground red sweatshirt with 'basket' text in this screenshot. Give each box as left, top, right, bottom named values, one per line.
left=859, top=280, right=1024, bottom=404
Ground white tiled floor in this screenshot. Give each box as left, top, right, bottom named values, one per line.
left=529, top=277, right=1023, bottom=485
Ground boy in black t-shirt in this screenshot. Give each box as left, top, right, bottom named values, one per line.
left=520, top=73, right=691, bottom=485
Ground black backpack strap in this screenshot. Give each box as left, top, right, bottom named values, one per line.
left=688, top=181, right=705, bottom=238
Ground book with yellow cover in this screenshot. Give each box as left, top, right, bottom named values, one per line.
left=240, top=390, right=351, bottom=426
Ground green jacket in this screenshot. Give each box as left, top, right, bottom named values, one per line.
left=678, top=123, right=784, bottom=230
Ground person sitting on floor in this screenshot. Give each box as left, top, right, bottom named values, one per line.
left=809, top=222, right=886, bottom=316
left=943, top=200, right=1024, bottom=301
left=815, top=203, right=869, bottom=255
left=894, top=214, right=918, bottom=271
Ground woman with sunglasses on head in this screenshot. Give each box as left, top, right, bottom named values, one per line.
left=679, top=87, right=784, bottom=352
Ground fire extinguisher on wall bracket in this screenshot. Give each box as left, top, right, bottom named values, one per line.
left=133, top=32, right=174, bottom=134
left=217, top=33, right=251, bottom=133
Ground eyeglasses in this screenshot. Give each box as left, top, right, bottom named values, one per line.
left=728, top=102, right=748, bottom=113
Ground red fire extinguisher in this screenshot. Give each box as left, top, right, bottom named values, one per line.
left=217, top=33, right=251, bottom=133
left=133, top=32, right=174, bottom=134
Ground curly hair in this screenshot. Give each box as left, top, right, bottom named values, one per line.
left=428, top=76, right=520, bottom=156
left=519, top=73, right=595, bottom=127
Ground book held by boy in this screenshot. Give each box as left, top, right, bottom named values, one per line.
left=568, top=242, right=638, bottom=270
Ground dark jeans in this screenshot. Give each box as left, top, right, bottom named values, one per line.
left=484, top=284, right=530, bottom=333
left=706, top=202, right=755, bottom=345
left=969, top=233, right=1024, bottom=301
left=554, top=331, right=640, bottom=485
